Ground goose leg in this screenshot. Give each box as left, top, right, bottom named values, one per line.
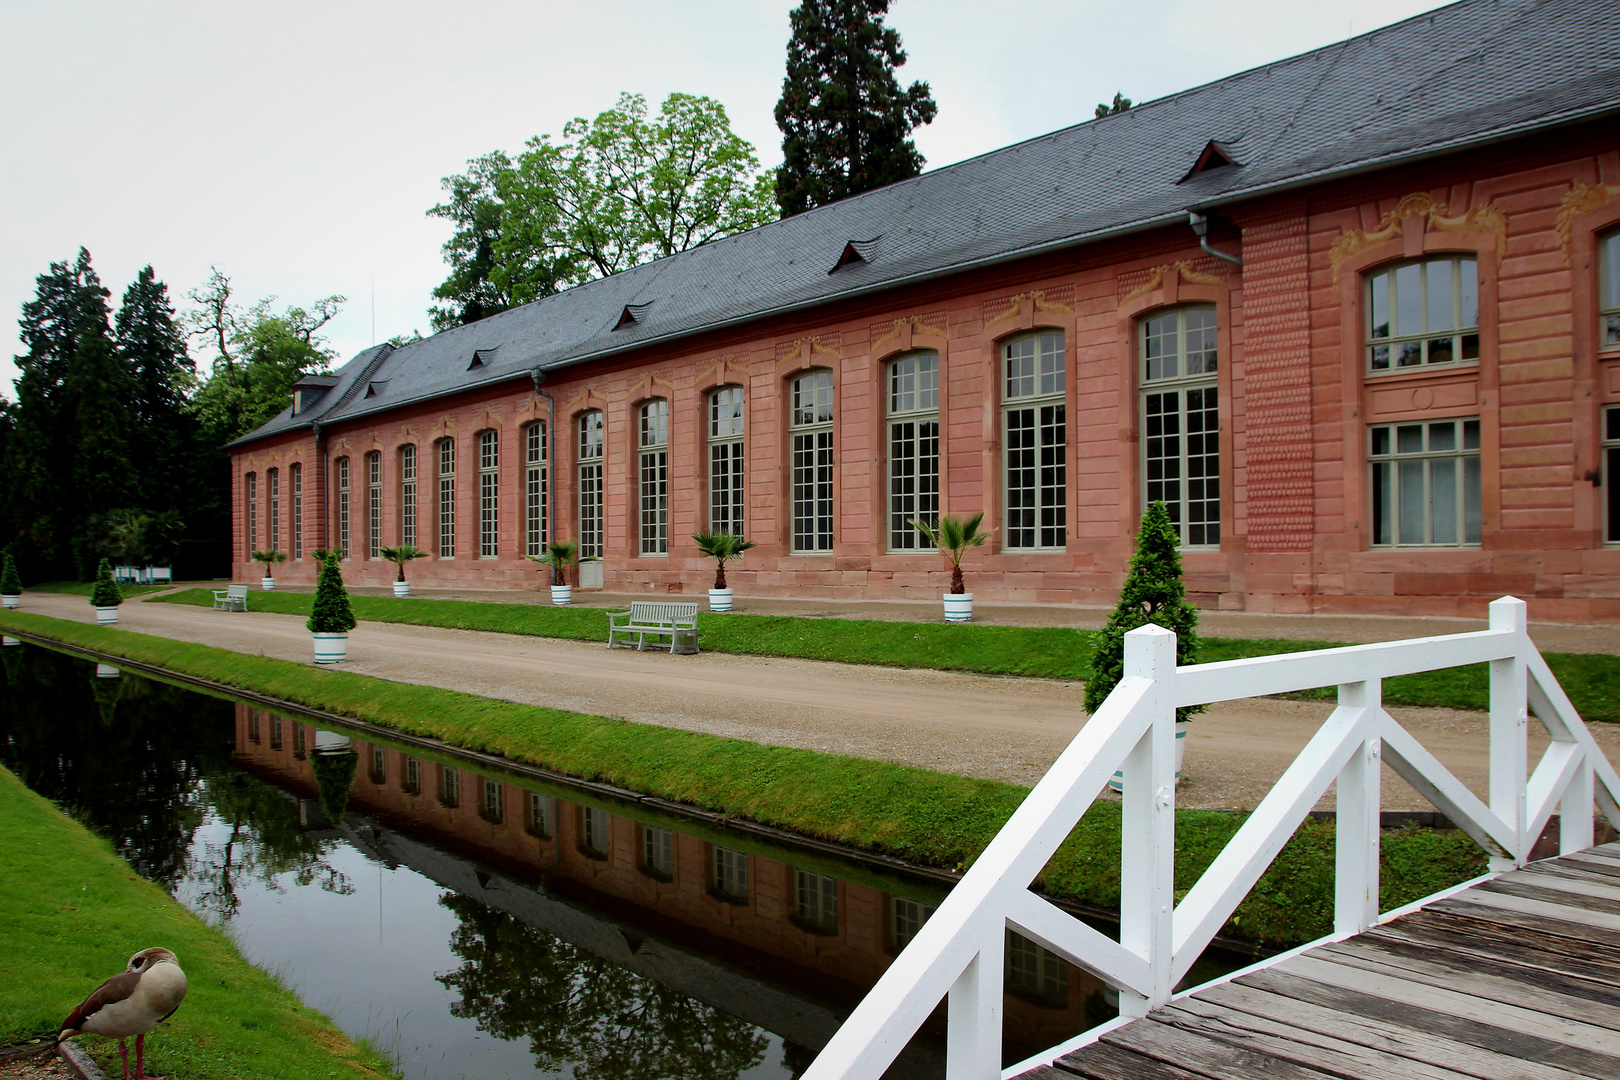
left=117, top=1039, right=131, bottom=1080
left=134, top=1032, right=164, bottom=1080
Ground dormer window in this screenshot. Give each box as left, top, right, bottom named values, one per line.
left=830, top=238, right=880, bottom=273
left=615, top=303, right=652, bottom=330
left=468, top=348, right=497, bottom=371
left=1180, top=141, right=1241, bottom=182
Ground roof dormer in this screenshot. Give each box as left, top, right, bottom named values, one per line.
left=830, top=237, right=881, bottom=274
left=615, top=302, right=653, bottom=330
left=1180, top=141, right=1241, bottom=182
left=467, top=347, right=499, bottom=371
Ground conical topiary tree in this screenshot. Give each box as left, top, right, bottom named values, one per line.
left=306, top=553, right=356, bottom=634
left=1, top=553, right=21, bottom=598
left=1084, top=502, right=1204, bottom=722
left=311, top=748, right=359, bottom=824
left=89, top=558, right=123, bottom=609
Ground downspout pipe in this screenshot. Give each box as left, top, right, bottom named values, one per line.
left=530, top=367, right=556, bottom=549
left=1188, top=212, right=1243, bottom=266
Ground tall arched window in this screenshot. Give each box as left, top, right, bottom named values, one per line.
left=266, top=467, right=280, bottom=553
left=1604, top=405, right=1619, bottom=544
left=1601, top=229, right=1620, bottom=347
left=708, top=387, right=745, bottom=535
left=478, top=430, right=499, bottom=558
left=365, top=451, right=382, bottom=559
left=334, top=457, right=350, bottom=559
left=525, top=422, right=548, bottom=556
left=244, top=472, right=257, bottom=559
left=1366, top=256, right=1478, bottom=372
left=639, top=400, right=669, bottom=555
left=290, top=463, right=303, bottom=559
left=578, top=412, right=604, bottom=559
left=436, top=438, right=455, bottom=558
left=398, top=445, right=417, bottom=549
left=887, top=352, right=938, bottom=550
left=790, top=370, right=834, bottom=552
left=1140, top=306, right=1219, bottom=547
left=1002, top=332, right=1065, bottom=550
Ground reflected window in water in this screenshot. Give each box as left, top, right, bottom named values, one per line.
left=526, top=793, right=554, bottom=838
left=404, top=756, right=421, bottom=795
left=641, top=827, right=674, bottom=880
left=248, top=710, right=261, bottom=744
left=440, top=765, right=460, bottom=808
left=369, top=747, right=386, bottom=785
left=293, top=724, right=307, bottom=760
left=794, top=870, right=839, bottom=934
left=270, top=717, right=282, bottom=750
left=481, top=779, right=503, bottom=823
left=889, top=896, right=937, bottom=953
left=1006, top=930, right=1069, bottom=1008
left=580, top=806, right=610, bottom=859
left=711, top=846, right=750, bottom=904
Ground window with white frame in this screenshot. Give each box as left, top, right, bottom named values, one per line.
left=366, top=451, right=382, bottom=559
left=293, top=723, right=306, bottom=760
left=478, top=430, right=498, bottom=558
left=437, top=438, right=455, bottom=558
left=266, top=468, right=280, bottom=552
left=1366, top=256, right=1479, bottom=373
left=481, top=778, right=503, bottom=823
left=1604, top=406, right=1619, bottom=544
left=641, top=826, right=674, bottom=879
left=1003, top=332, right=1066, bottom=550
left=1141, top=305, right=1220, bottom=547
left=399, top=445, right=416, bottom=549
left=790, top=370, right=835, bottom=552
left=578, top=412, right=604, bottom=559
left=290, top=463, right=303, bottom=559
left=888, top=352, right=939, bottom=549
left=1602, top=230, right=1620, bottom=348
left=335, top=457, right=350, bottom=559
left=639, top=400, right=669, bottom=555
left=709, top=387, right=746, bottom=535
left=369, top=746, right=386, bottom=784
left=527, top=793, right=555, bottom=838
left=270, top=715, right=282, bottom=750
left=439, top=764, right=459, bottom=808
left=580, top=806, right=610, bottom=858
left=711, top=846, right=749, bottom=902
left=889, top=896, right=937, bottom=953
left=1370, top=418, right=1481, bottom=546
left=1006, top=930, right=1069, bottom=1006
left=524, top=422, right=548, bottom=556
left=404, top=756, right=421, bottom=795
left=248, top=710, right=261, bottom=744
left=794, top=868, right=839, bottom=933
left=245, top=473, right=257, bottom=559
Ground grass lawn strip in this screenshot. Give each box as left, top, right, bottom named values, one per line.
left=1, top=610, right=1487, bottom=948
left=153, top=588, right=1620, bottom=723
left=0, top=762, right=395, bottom=1079
left=36, top=580, right=171, bottom=599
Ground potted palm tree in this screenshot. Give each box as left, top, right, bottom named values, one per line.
left=1, top=553, right=21, bottom=609
left=526, top=540, right=579, bottom=605
left=691, top=530, right=756, bottom=612
left=253, top=549, right=287, bottom=590
left=306, top=552, right=357, bottom=662
left=380, top=544, right=428, bottom=597
left=911, top=511, right=994, bottom=623
left=89, top=558, right=123, bottom=625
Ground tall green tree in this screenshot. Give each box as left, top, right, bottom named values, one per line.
left=115, top=265, right=197, bottom=513
left=1095, top=92, right=1132, bottom=118
left=773, top=0, right=938, bottom=215
left=428, top=92, right=776, bottom=326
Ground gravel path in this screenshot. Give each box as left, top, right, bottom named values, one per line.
left=20, top=592, right=1620, bottom=811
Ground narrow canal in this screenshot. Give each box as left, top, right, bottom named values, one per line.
left=0, top=640, right=1227, bottom=1079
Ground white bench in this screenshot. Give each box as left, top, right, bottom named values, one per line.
left=146, top=565, right=173, bottom=584
left=213, top=583, right=249, bottom=612
left=607, top=601, right=700, bottom=653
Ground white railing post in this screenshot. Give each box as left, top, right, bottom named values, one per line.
left=1488, top=597, right=1530, bottom=871
left=1117, top=625, right=1177, bottom=1018
left=945, top=922, right=1003, bottom=1079
left=1335, top=679, right=1382, bottom=936
left=1561, top=758, right=1596, bottom=856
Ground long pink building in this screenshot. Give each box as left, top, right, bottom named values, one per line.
left=228, top=0, right=1620, bottom=620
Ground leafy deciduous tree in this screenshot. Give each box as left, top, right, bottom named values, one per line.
left=1095, top=92, right=1133, bottom=119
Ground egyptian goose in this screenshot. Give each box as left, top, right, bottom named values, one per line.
left=58, top=947, right=187, bottom=1080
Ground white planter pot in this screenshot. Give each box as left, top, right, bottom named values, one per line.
left=1, top=595, right=17, bottom=609
left=312, top=631, right=348, bottom=663
left=551, top=584, right=573, bottom=606
left=942, top=592, right=973, bottom=623
left=2, top=636, right=20, bottom=646
left=95, top=663, right=120, bottom=680
left=393, top=581, right=411, bottom=598
left=262, top=577, right=276, bottom=591
left=709, top=587, right=734, bottom=612
left=94, top=606, right=119, bottom=626
left=1109, top=720, right=1190, bottom=793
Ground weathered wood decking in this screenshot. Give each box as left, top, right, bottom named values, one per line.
left=1030, top=842, right=1620, bottom=1079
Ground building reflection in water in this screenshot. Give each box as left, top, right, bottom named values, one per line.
left=233, top=704, right=1112, bottom=1069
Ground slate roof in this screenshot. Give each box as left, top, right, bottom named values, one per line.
left=231, top=0, right=1620, bottom=448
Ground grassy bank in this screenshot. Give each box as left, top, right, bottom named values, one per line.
left=0, top=762, right=395, bottom=1078
left=0, top=611, right=1487, bottom=947
left=155, top=587, right=1620, bottom=722
left=36, top=580, right=170, bottom=599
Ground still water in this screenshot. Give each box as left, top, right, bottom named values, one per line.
left=1, top=641, right=1162, bottom=1079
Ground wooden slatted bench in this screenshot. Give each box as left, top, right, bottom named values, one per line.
left=212, top=583, right=249, bottom=612
left=607, top=601, right=700, bottom=653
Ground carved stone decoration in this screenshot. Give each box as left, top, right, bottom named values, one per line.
left=1555, top=182, right=1620, bottom=263
left=698, top=354, right=747, bottom=388
left=871, top=313, right=949, bottom=353
left=1330, top=193, right=1506, bottom=283
left=984, top=288, right=1076, bottom=329
left=1118, top=261, right=1227, bottom=304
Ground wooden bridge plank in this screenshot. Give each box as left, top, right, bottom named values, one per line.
left=1436, top=887, right=1620, bottom=937
left=1049, top=1040, right=1227, bottom=1079
left=1327, top=932, right=1620, bottom=1011
left=1533, top=854, right=1620, bottom=880
left=1484, top=873, right=1620, bottom=912
left=1368, top=915, right=1620, bottom=990
left=1101, top=1018, right=1347, bottom=1079
left=1428, top=893, right=1620, bottom=948
left=1198, top=980, right=1594, bottom=1080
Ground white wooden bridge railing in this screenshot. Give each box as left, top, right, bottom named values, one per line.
left=801, top=597, right=1620, bottom=1080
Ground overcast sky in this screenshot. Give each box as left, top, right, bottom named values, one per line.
left=0, top=0, right=1448, bottom=399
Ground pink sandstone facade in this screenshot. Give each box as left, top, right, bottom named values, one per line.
left=230, top=122, right=1620, bottom=621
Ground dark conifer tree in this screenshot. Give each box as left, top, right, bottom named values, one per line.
left=63, top=257, right=134, bottom=535
left=774, top=0, right=937, bottom=215
left=115, top=266, right=197, bottom=513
